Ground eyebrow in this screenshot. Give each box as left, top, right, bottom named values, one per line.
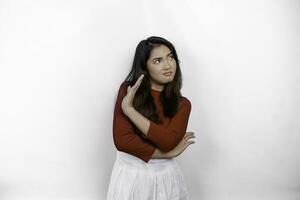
left=151, top=51, right=173, bottom=61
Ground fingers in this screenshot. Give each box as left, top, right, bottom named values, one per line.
left=185, top=131, right=194, bottom=136
left=127, top=85, right=131, bottom=93
left=184, top=132, right=195, bottom=140
left=182, top=140, right=194, bottom=153
left=184, top=137, right=195, bottom=144
left=127, top=74, right=144, bottom=93
left=177, top=133, right=195, bottom=156
left=184, top=139, right=195, bottom=147
left=132, top=74, right=144, bottom=90
left=183, top=131, right=195, bottom=145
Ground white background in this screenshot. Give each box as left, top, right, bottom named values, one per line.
left=0, top=0, right=299, bottom=199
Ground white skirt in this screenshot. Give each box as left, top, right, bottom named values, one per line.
left=106, top=151, right=190, bottom=200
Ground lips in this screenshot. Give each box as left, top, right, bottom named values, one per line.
left=163, top=72, right=173, bottom=76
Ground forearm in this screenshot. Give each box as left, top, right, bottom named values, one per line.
left=124, top=107, right=150, bottom=136
left=124, top=107, right=181, bottom=152
left=123, top=106, right=186, bottom=152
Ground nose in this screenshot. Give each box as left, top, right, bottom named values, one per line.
left=163, top=60, right=171, bottom=69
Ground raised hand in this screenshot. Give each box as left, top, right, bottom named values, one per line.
left=121, top=74, right=144, bottom=114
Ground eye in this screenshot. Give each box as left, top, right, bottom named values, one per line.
left=153, top=59, right=160, bottom=64
left=168, top=55, right=174, bottom=60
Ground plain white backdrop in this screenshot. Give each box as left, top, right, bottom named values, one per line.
left=0, top=0, right=299, bottom=199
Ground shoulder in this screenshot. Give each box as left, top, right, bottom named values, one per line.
left=117, top=81, right=130, bottom=94
left=114, top=81, right=131, bottom=107
left=180, top=96, right=192, bottom=110
left=119, top=81, right=130, bottom=89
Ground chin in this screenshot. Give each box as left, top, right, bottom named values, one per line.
left=166, top=76, right=175, bottom=82
left=153, top=76, right=174, bottom=85
left=161, top=79, right=174, bottom=84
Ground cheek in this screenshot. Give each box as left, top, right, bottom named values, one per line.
left=171, top=63, right=177, bottom=71
left=148, top=64, right=161, bottom=75
left=150, top=70, right=161, bottom=79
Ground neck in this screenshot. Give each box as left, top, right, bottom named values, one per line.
left=150, top=82, right=164, bottom=92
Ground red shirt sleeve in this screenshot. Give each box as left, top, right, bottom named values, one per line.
left=145, top=97, right=192, bottom=152
left=112, top=82, right=156, bottom=163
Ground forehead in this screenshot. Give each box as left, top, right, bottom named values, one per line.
left=148, top=45, right=172, bottom=59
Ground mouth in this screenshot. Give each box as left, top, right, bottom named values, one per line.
left=163, top=72, right=173, bottom=76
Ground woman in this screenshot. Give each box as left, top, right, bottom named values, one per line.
left=106, top=36, right=195, bottom=200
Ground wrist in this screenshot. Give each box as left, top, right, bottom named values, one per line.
left=153, top=148, right=174, bottom=159
left=167, top=151, right=175, bottom=158
left=124, top=106, right=135, bottom=116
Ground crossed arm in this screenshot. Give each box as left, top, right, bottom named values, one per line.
left=113, top=82, right=191, bottom=162
left=123, top=97, right=191, bottom=152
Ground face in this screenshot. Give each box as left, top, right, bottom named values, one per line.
left=146, top=45, right=177, bottom=91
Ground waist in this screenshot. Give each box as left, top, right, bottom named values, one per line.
left=116, top=151, right=176, bottom=168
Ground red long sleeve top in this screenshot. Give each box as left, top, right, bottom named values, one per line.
left=112, top=81, right=192, bottom=163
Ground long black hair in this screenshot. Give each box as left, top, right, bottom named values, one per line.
left=124, top=36, right=183, bottom=124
